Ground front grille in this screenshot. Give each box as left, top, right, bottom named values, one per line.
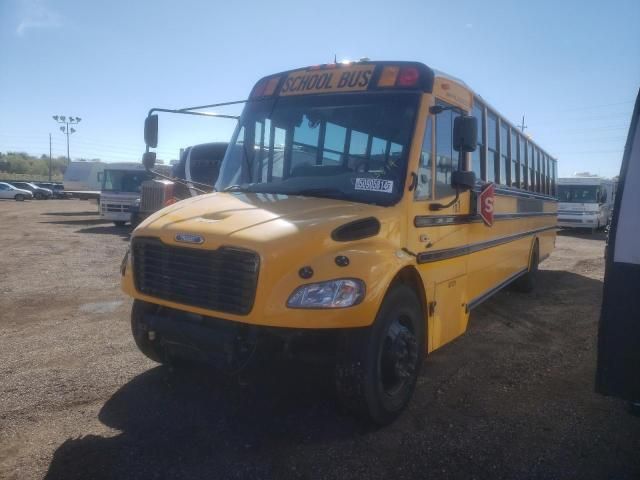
left=141, top=181, right=166, bottom=212
left=103, top=203, right=131, bottom=213
left=132, top=237, right=259, bottom=315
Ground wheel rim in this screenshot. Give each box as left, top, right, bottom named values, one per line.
left=379, top=315, right=418, bottom=396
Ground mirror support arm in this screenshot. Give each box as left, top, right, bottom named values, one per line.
left=429, top=188, right=460, bottom=211
left=428, top=149, right=465, bottom=211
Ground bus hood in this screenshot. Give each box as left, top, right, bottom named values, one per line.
left=133, top=191, right=388, bottom=250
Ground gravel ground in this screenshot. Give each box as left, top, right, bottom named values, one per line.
left=0, top=199, right=638, bottom=480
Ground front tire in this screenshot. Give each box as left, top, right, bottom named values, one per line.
left=336, top=285, right=425, bottom=425
left=131, top=300, right=164, bottom=363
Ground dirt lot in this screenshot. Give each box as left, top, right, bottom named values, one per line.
left=0, top=199, right=638, bottom=480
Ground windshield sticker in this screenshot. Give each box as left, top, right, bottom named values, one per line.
left=354, top=178, right=394, bottom=193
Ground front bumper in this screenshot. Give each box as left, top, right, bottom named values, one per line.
left=558, top=214, right=598, bottom=229
left=134, top=302, right=343, bottom=368
left=101, top=211, right=131, bottom=221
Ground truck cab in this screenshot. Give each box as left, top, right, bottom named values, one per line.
left=100, top=163, right=152, bottom=226
left=130, top=142, right=228, bottom=227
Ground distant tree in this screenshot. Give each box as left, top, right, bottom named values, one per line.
left=0, top=151, right=99, bottom=177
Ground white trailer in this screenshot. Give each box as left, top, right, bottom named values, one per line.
left=557, top=176, right=616, bottom=232
left=99, top=163, right=152, bottom=226
left=63, top=161, right=106, bottom=199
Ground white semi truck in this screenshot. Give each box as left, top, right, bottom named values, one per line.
left=557, top=176, right=616, bottom=232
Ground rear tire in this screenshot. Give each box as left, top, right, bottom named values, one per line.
left=513, top=240, right=539, bottom=293
left=15, top=194, right=25, bottom=201
left=335, top=285, right=425, bottom=425
left=131, top=300, right=164, bottom=363
left=114, top=221, right=127, bottom=227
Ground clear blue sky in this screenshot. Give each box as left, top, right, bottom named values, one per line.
left=1, top=0, right=638, bottom=178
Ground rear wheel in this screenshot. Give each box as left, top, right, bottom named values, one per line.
left=513, top=240, right=539, bottom=293
left=15, top=194, right=25, bottom=201
left=336, top=285, right=425, bottom=425
left=114, top=221, right=127, bottom=227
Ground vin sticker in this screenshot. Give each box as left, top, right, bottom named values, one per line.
left=354, top=178, right=394, bottom=193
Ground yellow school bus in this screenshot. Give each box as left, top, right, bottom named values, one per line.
left=121, top=60, right=558, bottom=424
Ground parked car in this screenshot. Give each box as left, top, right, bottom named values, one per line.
left=9, top=181, right=53, bottom=199
left=36, top=182, right=69, bottom=199
left=0, top=181, right=33, bottom=201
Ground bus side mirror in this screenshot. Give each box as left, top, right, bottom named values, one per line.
left=453, top=115, right=478, bottom=153
left=144, top=114, right=158, bottom=148
left=451, top=170, right=477, bottom=191
left=142, top=151, right=156, bottom=170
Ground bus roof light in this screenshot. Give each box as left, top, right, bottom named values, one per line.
left=263, top=76, right=280, bottom=96
left=250, top=79, right=268, bottom=98
left=396, top=66, right=419, bottom=87
left=251, top=76, right=280, bottom=98
left=377, top=66, right=399, bottom=87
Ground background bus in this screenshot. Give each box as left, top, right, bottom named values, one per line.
left=63, top=161, right=106, bottom=199
left=557, top=176, right=615, bottom=232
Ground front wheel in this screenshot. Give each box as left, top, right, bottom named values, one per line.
left=336, top=285, right=425, bottom=425
left=15, top=194, right=25, bottom=201
left=131, top=300, right=164, bottom=363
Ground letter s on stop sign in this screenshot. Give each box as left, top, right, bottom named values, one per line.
left=478, top=183, right=495, bottom=226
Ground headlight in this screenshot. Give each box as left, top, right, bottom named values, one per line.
left=287, top=279, right=365, bottom=309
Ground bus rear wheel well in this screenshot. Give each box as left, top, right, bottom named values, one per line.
left=529, top=237, right=540, bottom=268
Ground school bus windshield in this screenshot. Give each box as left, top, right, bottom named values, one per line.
left=215, top=92, right=419, bottom=206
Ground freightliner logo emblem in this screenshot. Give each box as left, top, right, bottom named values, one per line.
left=175, top=233, right=204, bottom=244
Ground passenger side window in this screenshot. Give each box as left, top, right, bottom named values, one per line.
left=415, top=117, right=433, bottom=200
left=499, top=122, right=508, bottom=185
left=471, top=101, right=484, bottom=179
left=519, top=134, right=527, bottom=189
left=510, top=130, right=519, bottom=188
left=435, top=104, right=458, bottom=199
left=528, top=143, right=535, bottom=191
left=487, top=112, right=498, bottom=183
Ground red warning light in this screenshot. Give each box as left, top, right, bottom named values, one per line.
left=396, top=67, right=419, bottom=87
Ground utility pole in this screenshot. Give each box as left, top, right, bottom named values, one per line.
left=518, top=115, right=527, bottom=133
left=52, top=115, right=81, bottom=164
left=49, top=133, right=52, bottom=181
